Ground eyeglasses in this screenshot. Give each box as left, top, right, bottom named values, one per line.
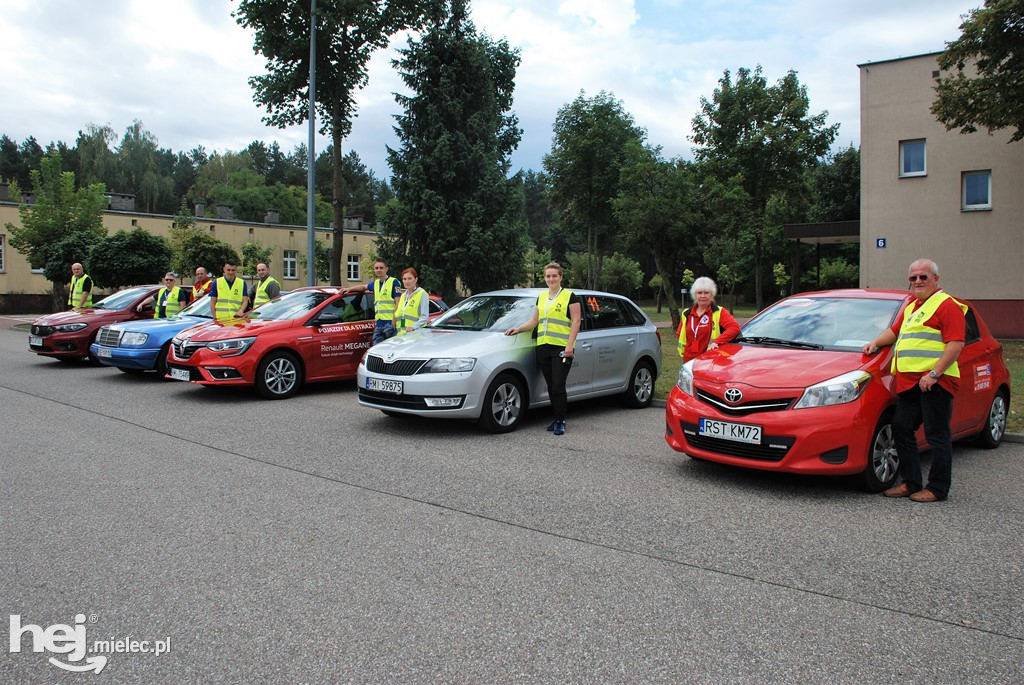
left=908, top=274, right=931, bottom=282
left=165, top=278, right=175, bottom=282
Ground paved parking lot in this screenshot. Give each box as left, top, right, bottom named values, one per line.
left=1, top=324, right=1022, bottom=683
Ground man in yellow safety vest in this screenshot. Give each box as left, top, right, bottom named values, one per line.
left=208, top=260, right=250, bottom=321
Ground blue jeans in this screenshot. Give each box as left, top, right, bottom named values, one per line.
left=373, top=320, right=396, bottom=345
left=892, top=385, right=954, bottom=498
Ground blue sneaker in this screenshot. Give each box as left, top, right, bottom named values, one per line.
left=546, top=421, right=557, bottom=431
left=553, top=420, right=566, bottom=436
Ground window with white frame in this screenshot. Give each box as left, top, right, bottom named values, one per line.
left=899, top=139, right=926, bottom=177
left=283, top=250, right=297, bottom=279
left=0, top=234, right=5, bottom=272
left=347, top=254, right=360, bottom=281
left=962, top=170, right=991, bottom=210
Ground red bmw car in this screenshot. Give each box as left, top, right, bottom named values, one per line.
left=29, top=285, right=161, bottom=362
left=165, top=287, right=447, bottom=399
left=665, top=289, right=1011, bottom=491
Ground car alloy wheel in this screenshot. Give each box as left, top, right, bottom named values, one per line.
left=975, top=390, right=1008, bottom=449
left=479, top=373, right=524, bottom=433
left=861, top=415, right=898, bottom=492
left=623, top=361, right=655, bottom=408
left=256, top=351, right=302, bottom=400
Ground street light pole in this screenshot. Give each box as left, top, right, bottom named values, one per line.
left=306, top=0, right=317, bottom=286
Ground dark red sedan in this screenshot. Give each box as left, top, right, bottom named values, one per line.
left=29, top=285, right=161, bottom=362
left=165, top=288, right=447, bottom=399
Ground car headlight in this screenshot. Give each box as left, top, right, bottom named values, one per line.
left=206, top=337, right=256, bottom=356
left=793, top=370, right=871, bottom=409
left=676, top=360, right=695, bottom=396
left=121, top=332, right=149, bottom=346
left=418, top=357, right=476, bottom=373
left=54, top=323, right=88, bottom=332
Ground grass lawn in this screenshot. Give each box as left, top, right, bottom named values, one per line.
left=651, top=329, right=1024, bottom=435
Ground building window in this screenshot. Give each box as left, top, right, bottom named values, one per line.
left=283, top=250, right=297, bottom=279
left=899, top=139, right=926, bottom=177
left=962, top=170, right=991, bottom=210
left=347, top=255, right=360, bottom=281
left=0, top=234, right=5, bottom=272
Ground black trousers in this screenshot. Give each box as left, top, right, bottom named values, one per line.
left=892, top=384, right=954, bottom=498
left=536, top=344, right=571, bottom=421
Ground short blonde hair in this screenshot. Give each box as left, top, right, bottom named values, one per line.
left=542, top=262, right=563, bottom=277
left=690, top=276, right=718, bottom=299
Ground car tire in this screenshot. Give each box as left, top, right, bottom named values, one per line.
left=255, top=351, right=303, bottom=400
left=478, top=373, right=525, bottom=433
left=622, top=360, right=655, bottom=408
left=974, top=389, right=1008, bottom=449
left=156, top=342, right=171, bottom=379
left=860, top=413, right=899, bottom=493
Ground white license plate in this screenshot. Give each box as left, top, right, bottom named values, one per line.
left=699, top=418, right=762, bottom=444
left=367, top=377, right=403, bottom=394
left=29, top=335, right=42, bottom=346
left=169, top=367, right=190, bottom=382
left=96, top=347, right=113, bottom=358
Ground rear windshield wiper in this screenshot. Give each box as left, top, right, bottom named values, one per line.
left=736, top=336, right=823, bottom=350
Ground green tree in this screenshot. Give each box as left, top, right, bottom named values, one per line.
left=612, top=142, right=705, bottom=331
left=808, top=145, right=860, bottom=222
left=299, top=238, right=331, bottom=283
left=600, top=252, right=643, bottom=297
left=75, top=124, right=119, bottom=189
left=173, top=230, right=240, bottom=279
left=116, top=120, right=174, bottom=214
left=87, top=229, right=173, bottom=289
left=691, top=66, right=838, bottom=310
left=379, top=0, right=527, bottom=300
left=932, top=0, right=1024, bottom=142
left=5, top=151, right=107, bottom=309
left=241, top=240, right=273, bottom=279
left=38, top=231, right=105, bottom=294
left=544, top=91, right=646, bottom=288
left=235, top=0, right=435, bottom=285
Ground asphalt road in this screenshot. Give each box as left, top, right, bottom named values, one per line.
left=1, top=323, right=1022, bottom=684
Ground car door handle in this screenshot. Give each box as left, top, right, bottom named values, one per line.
left=626, top=337, right=636, bottom=344
left=297, top=336, right=313, bottom=341
left=579, top=342, right=592, bottom=349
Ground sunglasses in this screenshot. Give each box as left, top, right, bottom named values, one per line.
left=165, top=278, right=175, bottom=282
left=908, top=274, right=931, bottom=282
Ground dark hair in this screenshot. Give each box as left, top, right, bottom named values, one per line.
left=223, top=260, right=238, bottom=267
left=373, top=257, right=388, bottom=266
left=401, top=267, right=418, bottom=279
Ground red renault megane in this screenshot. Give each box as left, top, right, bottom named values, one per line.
left=665, top=289, right=1011, bottom=491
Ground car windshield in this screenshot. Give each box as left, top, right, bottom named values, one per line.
left=739, top=297, right=903, bottom=351
left=93, top=286, right=152, bottom=310
left=172, top=295, right=212, bottom=319
left=247, top=290, right=333, bottom=321
left=429, top=294, right=536, bottom=331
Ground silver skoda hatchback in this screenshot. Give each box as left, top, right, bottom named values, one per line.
left=356, top=288, right=662, bottom=432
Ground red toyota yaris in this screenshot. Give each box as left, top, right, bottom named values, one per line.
left=665, top=289, right=1011, bottom=491
left=165, top=288, right=446, bottom=399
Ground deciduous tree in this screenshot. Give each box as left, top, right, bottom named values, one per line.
left=932, top=0, right=1024, bottom=142
left=87, top=229, right=173, bottom=289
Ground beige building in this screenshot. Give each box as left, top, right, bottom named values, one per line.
left=0, top=192, right=380, bottom=313
left=859, top=52, right=1024, bottom=337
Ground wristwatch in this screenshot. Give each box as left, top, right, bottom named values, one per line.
left=928, top=370, right=940, bottom=379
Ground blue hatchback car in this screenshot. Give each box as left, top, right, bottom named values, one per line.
left=90, top=296, right=213, bottom=375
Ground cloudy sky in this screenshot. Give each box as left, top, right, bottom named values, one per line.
left=0, top=0, right=978, bottom=181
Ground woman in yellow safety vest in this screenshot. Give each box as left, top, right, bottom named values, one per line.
left=504, top=262, right=582, bottom=436
left=677, top=276, right=741, bottom=362
left=396, top=267, right=429, bottom=335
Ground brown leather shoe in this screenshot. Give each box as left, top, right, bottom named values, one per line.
left=909, top=489, right=943, bottom=502
left=883, top=482, right=913, bottom=498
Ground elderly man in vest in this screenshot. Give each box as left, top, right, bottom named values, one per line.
left=192, top=266, right=212, bottom=301
left=251, top=262, right=281, bottom=309
left=863, top=258, right=966, bottom=502
left=208, top=260, right=250, bottom=321
left=137, top=272, right=189, bottom=318
left=68, top=262, right=93, bottom=309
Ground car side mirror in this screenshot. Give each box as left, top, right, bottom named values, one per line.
left=316, top=313, right=341, bottom=326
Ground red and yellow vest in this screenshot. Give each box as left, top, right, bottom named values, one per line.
left=678, top=306, right=722, bottom=357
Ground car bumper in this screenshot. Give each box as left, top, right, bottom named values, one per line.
left=30, top=334, right=91, bottom=358
left=664, top=385, right=887, bottom=476
left=90, top=344, right=160, bottom=370
left=165, top=348, right=255, bottom=385
left=356, top=366, right=486, bottom=418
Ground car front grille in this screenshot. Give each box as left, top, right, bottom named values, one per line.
left=679, top=421, right=794, bottom=461
left=31, top=325, right=54, bottom=336
left=365, top=355, right=427, bottom=376
left=96, top=328, right=122, bottom=347
left=695, top=388, right=796, bottom=416
left=172, top=341, right=205, bottom=360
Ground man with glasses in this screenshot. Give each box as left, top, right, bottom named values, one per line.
left=137, top=273, right=189, bottom=318
left=863, top=258, right=966, bottom=502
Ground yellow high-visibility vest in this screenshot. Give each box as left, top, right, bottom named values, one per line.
left=68, top=273, right=93, bottom=307
left=892, top=291, right=968, bottom=378
left=253, top=276, right=280, bottom=308
left=396, top=288, right=426, bottom=334
left=373, top=277, right=399, bottom=321
left=213, top=277, right=245, bottom=321
left=536, top=289, right=573, bottom=346
left=155, top=286, right=184, bottom=318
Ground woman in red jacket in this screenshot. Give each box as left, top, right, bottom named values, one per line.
left=677, top=277, right=741, bottom=362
